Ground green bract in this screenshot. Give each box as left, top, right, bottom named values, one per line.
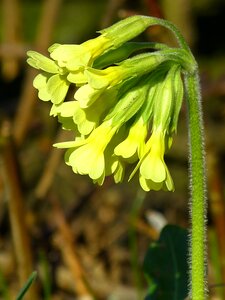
left=27, top=15, right=191, bottom=192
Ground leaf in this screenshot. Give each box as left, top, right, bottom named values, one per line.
left=16, top=271, right=37, bottom=300
left=143, top=224, right=189, bottom=300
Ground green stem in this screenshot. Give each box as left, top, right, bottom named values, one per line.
left=147, top=17, right=197, bottom=73
left=185, top=71, right=207, bottom=299
left=157, top=16, right=207, bottom=298
left=148, top=17, right=207, bottom=298
left=150, top=17, right=190, bottom=52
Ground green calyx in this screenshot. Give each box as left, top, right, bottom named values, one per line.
left=93, top=41, right=169, bottom=69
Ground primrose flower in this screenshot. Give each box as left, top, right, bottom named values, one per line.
left=27, top=51, right=70, bottom=105
left=127, top=65, right=184, bottom=191
left=114, top=117, right=148, bottom=163
left=51, top=87, right=118, bottom=135
left=139, top=128, right=174, bottom=192
left=49, top=35, right=112, bottom=72
left=54, top=120, right=119, bottom=183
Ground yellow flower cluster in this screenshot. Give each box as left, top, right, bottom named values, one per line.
left=27, top=15, right=186, bottom=191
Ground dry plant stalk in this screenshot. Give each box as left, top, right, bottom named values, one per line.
left=2, top=0, right=22, bottom=80
left=51, top=197, right=94, bottom=299
left=0, top=121, right=38, bottom=300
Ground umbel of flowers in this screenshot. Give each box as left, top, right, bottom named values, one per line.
left=27, top=15, right=195, bottom=191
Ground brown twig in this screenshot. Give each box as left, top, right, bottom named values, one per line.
left=0, top=120, right=38, bottom=300
left=13, top=0, right=63, bottom=146
left=0, top=43, right=27, bottom=59
left=1, top=0, right=22, bottom=80
left=50, top=196, right=94, bottom=299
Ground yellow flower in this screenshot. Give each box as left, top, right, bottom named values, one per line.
left=51, top=88, right=117, bottom=135
left=74, top=66, right=127, bottom=107
left=49, top=35, right=112, bottom=71
left=114, top=117, right=148, bottom=162
left=139, top=166, right=174, bottom=192
left=54, top=121, right=118, bottom=182
left=74, top=81, right=119, bottom=108
left=138, top=128, right=174, bottom=191
left=33, top=73, right=70, bottom=104
left=27, top=51, right=70, bottom=104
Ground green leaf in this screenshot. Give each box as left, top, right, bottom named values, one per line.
left=16, top=271, right=37, bottom=300
left=143, top=225, right=189, bottom=300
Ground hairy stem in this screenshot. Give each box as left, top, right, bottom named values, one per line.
left=185, top=71, right=207, bottom=299
left=150, top=16, right=207, bottom=298
left=147, top=16, right=191, bottom=53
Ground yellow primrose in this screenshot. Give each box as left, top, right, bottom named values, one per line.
left=74, top=88, right=118, bottom=135
left=49, top=35, right=112, bottom=72
left=138, top=128, right=174, bottom=191
left=52, top=87, right=117, bottom=135
left=54, top=120, right=119, bottom=182
left=50, top=101, right=79, bottom=131
left=139, top=165, right=174, bottom=192
left=74, top=66, right=127, bottom=108
left=27, top=51, right=70, bottom=105
left=33, top=73, right=70, bottom=105
left=114, top=117, right=148, bottom=162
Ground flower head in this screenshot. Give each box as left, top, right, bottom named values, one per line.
left=27, top=15, right=187, bottom=192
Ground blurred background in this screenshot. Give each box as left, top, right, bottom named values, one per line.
left=0, top=0, right=225, bottom=299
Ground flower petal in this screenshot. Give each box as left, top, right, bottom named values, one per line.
left=139, top=176, right=163, bottom=191
left=50, top=44, right=91, bottom=70
left=33, top=73, right=51, bottom=101
left=140, top=154, right=166, bottom=182
left=75, top=84, right=104, bottom=108
left=47, top=74, right=70, bottom=104
left=27, top=51, right=59, bottom=73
